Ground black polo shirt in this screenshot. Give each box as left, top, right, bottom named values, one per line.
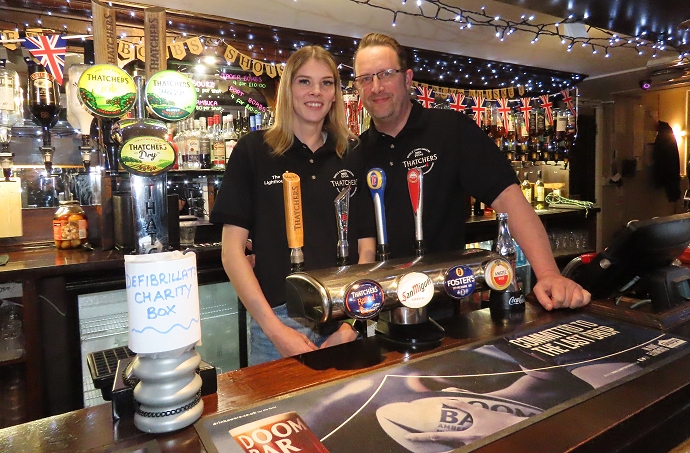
left=354, top=101, right=519, bottom=259
left=210, top=130, right=370, bottom=307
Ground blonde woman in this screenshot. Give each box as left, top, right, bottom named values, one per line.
left=210, top=46, right=375, bottom=365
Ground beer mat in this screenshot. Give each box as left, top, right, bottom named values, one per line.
left=196, top=314, right=690, bottom=453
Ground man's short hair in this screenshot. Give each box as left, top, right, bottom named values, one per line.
left=354, top=33, right=408, bottom=71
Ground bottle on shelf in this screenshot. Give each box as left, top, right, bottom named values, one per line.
left=223, top=114, right=238, bottom=163
left=27, top=61, right=61, bottom=172
left=167, top=124, right=179, bottom=170
left=188, top=119, right=201, bottom=169
left=534, top=169, right=545, bottom=209
left=0, top=59, right=21, bottom=174
left=174, top=120, right=187, bottom=169
left=211, top=113, right=225, bottom=169
left=199, top=116, right=211, bottom=169
left=520, top=169, right=532, bottom=204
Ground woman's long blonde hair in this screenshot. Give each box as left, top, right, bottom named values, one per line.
left=264, top=45, right=355, bottom=157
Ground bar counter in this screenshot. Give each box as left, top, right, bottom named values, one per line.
left=2, top=301, right=690, bottom=453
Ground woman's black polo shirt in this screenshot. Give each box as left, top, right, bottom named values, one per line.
left=210, top=130, right=368, bottom=307
left=354, top=101, right=518, bottom=259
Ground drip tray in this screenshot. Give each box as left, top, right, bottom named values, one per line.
left=87, top=346, right=136, bottom=401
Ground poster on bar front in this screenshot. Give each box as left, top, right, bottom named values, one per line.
left=195, top=314, right=690, bottom=453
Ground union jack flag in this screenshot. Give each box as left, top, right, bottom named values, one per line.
left=449, top=93, right=465, bottom=112
left=471, top=97, right=485, bottom=127
left=560, top=89, right=575, bottom=115
left=415, top=85, right=435, bottom=108
left=23, top=34, right=67, bottom=85
left=539, top=94, right=554, bottom=127
left=496, top=98, right=511, bottom=130
left=519, top=97, right=532, bottom=131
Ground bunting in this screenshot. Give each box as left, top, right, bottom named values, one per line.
left=415, top=85, right=435, bottom=108
left=22, top=34, right=66, bottom=85
left=449, top=92, right=465, bottom=112
left=560, top=89, right=575, bottom=115
left=519, top=97, right=532, bottom=132
left=471, top=97, right=485, bottom=127
left=495, top=98, right=511, bottom=130
left=539, top=94, right=554, bottom=127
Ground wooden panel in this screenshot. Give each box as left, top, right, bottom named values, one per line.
left=90, top=0, right=119, bottom=65
left=0, top=181, right=22, bottom=238
left=144, top=7, right=167, bottom=79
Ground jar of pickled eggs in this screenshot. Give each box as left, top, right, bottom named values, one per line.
left=53, top=201, right=88, bottom=249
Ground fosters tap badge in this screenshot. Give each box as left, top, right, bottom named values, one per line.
left=367, top=168, right=384, bottom=190
left=444, top=265, right=476, bottom=299
left=344, top=280, right=384, bottom=319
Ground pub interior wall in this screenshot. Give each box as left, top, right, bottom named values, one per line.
left=595, top=85, right=688, bottom=249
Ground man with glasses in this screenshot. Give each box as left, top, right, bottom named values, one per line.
left=352, top=32, right=589, bottom=311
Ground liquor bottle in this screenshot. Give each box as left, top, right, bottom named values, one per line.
left=534, top=170, right=545, bottom=209
left=520, top=169, right=532, bottom=204
left=0, top=60, right=21, bottom=161
left=27, top=62, right=60, bottom=130
left=199, top=116, right=211, bottom=169
left=211, top=113, right=225, bottom=169
left=490, top=212, right=525, bottom=318
left=174, top=119, right=187, bottom=169
left=27, top=62, right=61, bottom=171
left=188, top=119, right=200, bottom=169
left=554, top=109, right=567, bottom=142
left=489, top=105, right=504, bottom=145
left=483, top=104, right=492, bottom=136
left=249, top=114, right=256, bottom=132
left=505, top=110, right=517, bottom=161
left=167, top=124, right=179, bottom=170
left=241, top=111, right=250, bottom=137
left=224, top=114, right=238, bottom=163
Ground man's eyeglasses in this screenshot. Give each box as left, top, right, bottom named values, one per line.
left=353, top=69, right=404, bottom=88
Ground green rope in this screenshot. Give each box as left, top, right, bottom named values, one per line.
left=545, top=192, right=595, bottom=216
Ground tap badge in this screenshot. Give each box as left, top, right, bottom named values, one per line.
left=444, top=265, right=476, bottom=299
left=344, top=280, right=384, bottom=319
left=485, top=259, right=513, bottom=291
left=367, top=169, right=384, bottom=190
left=397, top=272, right=434, bottom=309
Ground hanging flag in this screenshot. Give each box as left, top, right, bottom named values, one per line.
left=560, top=89, right=575, bottom=115
left=496, top=98, right=511, bottom=131
left=519, top=97, right=532, bottom=132
left=23, top=34, right=67, bottom=85
left=539, top=94, right=554, bottom=127
left=471, top=96, right=485, bottom=127
left=449, top=92, right=465, bottom=112
left=415, top=85, right=435, bottom=108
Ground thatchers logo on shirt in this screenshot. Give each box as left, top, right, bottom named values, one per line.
left=331, top=169, right=357, bottom=195
left=403, top=148, right=437, bottom=174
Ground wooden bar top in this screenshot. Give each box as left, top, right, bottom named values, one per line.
left=2, top=301, right=690, bottom=453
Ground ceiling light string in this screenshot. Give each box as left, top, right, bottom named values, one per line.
left=347, top=0, right=686, bottom=59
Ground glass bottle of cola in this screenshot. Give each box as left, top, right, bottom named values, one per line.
left=490, top=212, right=525, bottom=318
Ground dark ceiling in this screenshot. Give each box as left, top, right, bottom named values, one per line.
left=496, top=0, right=690, bottom=50
left=0, top=0, right=586, bottom=95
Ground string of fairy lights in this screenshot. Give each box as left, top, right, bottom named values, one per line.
left=348, top=0, right=689, bottom=60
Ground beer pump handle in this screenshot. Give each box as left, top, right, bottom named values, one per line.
left=407, top=167, right=425, bottom=257
left=283, top=171, right=305, bottom=272
left=334, top=186, right=350, bottom=266
left=367, top=168, right=389, bottom=262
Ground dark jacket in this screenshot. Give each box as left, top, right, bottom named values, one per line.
left=652, top=121, right=681, bottom=202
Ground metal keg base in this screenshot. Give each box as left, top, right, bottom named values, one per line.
left=375, top=318, right=445, bottom=352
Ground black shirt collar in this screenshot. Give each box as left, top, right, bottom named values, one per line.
left=368, top=100, right=427, bottom=140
